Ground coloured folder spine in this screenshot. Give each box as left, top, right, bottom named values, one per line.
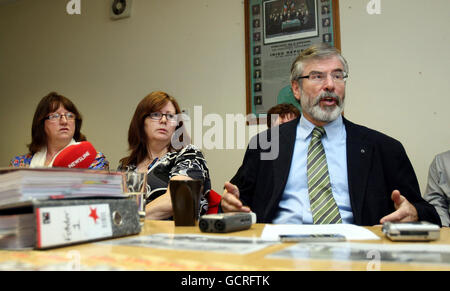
left=34, top=199, right=142, bottom=249
left=0, top=198, right=142, bottom=250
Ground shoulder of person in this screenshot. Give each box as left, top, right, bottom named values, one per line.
left=12, top=153, right=33, bottom=160
left=434, top=150, right=450, bottom=168
left=95, top=151, right=107, bottom=159
left=436, top=150, right=450, bottom=161
left=343, top=118, right=404, bottom=149
left=176, top=144, right=205, bottom=156
left=89, top=152, right=109, bottom=170
left=10, top=153, right=33, bottom=167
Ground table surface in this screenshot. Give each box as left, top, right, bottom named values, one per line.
left=0, top=220, right=449, bottom=271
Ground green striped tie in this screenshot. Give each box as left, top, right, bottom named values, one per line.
left=307, top=127, right=342, bottom=224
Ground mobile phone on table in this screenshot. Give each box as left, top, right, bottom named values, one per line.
left=382, top=221, right=440, bottom=241
left=279, top=234, right=346, bottom=242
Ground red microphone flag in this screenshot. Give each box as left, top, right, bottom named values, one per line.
left=206, top=189, right=221, bottom=214
left=52, top=141, right=97, bottom=169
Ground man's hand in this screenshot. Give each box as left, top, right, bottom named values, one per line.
left=220, top=182, right=251, bottom=213
left=380, top=190, right=419, bottom=224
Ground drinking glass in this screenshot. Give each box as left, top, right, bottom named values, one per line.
left=122, top=171, right=147, bottom=225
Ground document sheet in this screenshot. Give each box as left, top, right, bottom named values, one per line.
left=261, top=224, right=381, bottom=241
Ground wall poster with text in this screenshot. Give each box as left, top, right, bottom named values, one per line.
left=245, top=0, right=341, bottom=119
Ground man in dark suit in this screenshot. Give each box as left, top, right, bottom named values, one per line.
left=221, top=44, right=441, bottom=226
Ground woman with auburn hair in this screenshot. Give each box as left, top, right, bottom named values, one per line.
left=9, top=92, right=109, bottom=169
left=119, top=91, right=211, bottom=220
left=266, top=103, right=300, bottom=128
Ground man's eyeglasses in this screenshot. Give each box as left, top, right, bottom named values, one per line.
left=45, top=112, right=76, bottom=122
left=297, top=71, right=348, bottom=83
left=147, top=112, right=178, bottom=123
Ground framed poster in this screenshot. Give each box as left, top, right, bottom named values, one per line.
left=245, top=0, right=341, bottom=118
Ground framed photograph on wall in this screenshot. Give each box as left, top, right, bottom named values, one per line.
left=263, top=0, right=319, bottom=45
left=245, top=0, right=341, bottom=119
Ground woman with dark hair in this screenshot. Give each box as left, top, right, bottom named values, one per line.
left=118, top=91, right=211, bottom=220
left=9, top=92, right=109, bottom=169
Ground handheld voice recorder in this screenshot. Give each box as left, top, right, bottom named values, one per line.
left=199, top=212, right=256, bottom=233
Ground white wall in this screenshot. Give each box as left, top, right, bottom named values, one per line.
left=0, top=0, right=449, bottom=194
left=339, top=0, right=450, bottom=192
left=0, top=0, right=248, bottom=191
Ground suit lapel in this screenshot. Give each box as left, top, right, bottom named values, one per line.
left=344, top=118, right=373, bottom=225
left=267, top=118, right=298, bottom=217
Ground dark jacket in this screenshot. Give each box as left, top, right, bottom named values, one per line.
left=230, top=117, right=441, bottom=226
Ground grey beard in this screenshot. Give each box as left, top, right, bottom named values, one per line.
left=301, top=91, right=345, bottom=123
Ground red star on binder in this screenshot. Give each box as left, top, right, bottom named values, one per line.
left=89, top=207, right=99, bottom=223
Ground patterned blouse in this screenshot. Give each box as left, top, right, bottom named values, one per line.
left=118, top=144, right=211, bottom=216
left=9, top=152, right=110, bottom=170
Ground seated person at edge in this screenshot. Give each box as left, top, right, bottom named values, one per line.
left=10, top=92, right=109, bottom=169
left=424, top=150, right=450, bottom=227
left=118, top=91, right=211, bottom=220
left=267, top=103, right=301, bottom=128
left=221, top=43, right=441, bottom=226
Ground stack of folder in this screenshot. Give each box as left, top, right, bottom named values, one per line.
left=0, top=168, right=126, bottom=205
left=0, top=168, right=142, bottom=250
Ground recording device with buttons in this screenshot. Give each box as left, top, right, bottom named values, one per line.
left=199, top=212, right=257, bottom=233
